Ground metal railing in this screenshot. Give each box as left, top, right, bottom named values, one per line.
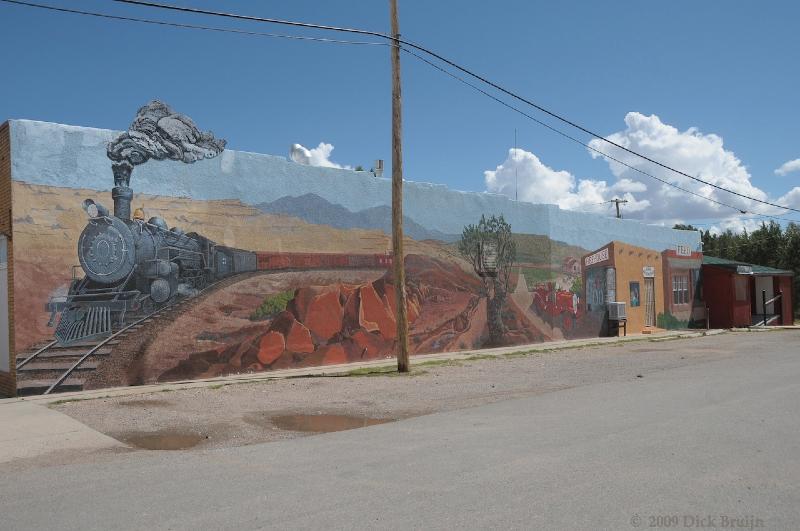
left=758, top=289, right=783, bottom=326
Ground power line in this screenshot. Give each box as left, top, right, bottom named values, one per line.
left=3, top=1, right=768, bottom=217
left=400, top=47, right=749, bottom=214
left=110, top=0, right=800, bottom=215
left=688, top=215, right=800, bottom=227
left=6, top=0, right=798, bottom=216
left=114, top=0, right=390, bottom=39
left=406, top=45, right=800, bottom=228
left=0, top=0, right=388, bottom=46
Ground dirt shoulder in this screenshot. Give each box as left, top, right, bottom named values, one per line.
left=45, top=331, right=782, bottom=455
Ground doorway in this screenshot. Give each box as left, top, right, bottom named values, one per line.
left=754, top=276, right=775, bottom=316
left=644, top=277, right=656, bottom=327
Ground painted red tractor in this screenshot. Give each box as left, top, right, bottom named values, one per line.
left=531, top=282, right=583, bottom=336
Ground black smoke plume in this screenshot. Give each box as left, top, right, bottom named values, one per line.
left=107, top=100, right=226, bottom=186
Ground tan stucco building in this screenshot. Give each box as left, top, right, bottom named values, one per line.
left=582, top=241, right=665, bottom=334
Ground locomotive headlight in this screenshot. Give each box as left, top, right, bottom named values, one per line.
left=82, top=199, right=108, bottom=219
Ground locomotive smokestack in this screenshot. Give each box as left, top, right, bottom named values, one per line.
left=111, top=161, right=134, bottom=220
left=107, top=100, right=226, bottom=221
left=112, top=161, right=133, bottom=187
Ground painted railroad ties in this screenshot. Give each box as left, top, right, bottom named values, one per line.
left=15, top=340, right=118, bottom=396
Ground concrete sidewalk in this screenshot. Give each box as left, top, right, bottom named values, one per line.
left=4, top=328, right=723, bottom=406
left=0, top=328, right=725, bottom=464
left=0, top=401, right=124, bottom=463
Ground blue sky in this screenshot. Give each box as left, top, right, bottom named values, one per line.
left=1, top=0, right=799, bottom=229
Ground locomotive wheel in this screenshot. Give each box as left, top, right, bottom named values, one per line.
left=150, top=279, right=171, bottom=304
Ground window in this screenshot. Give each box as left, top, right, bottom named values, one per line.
left=629, top=281, right=640, bottom=307
left=672, top=274, right=689, bottom=305
left=735, top=276, right=748, bottom=302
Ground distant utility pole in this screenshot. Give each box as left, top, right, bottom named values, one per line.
left=611, top=198, right=628, bottom=219
left=390, top=0, right=409, bottom=373
left=514, top=128, right=518, bottom=202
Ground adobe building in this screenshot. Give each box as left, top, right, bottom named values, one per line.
left=702, top=256, right=794, bottom=328
left=582, top=241, right=665, bottom=335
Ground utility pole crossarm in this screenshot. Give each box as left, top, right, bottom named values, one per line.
left=611, top=198, right=628, bottom=219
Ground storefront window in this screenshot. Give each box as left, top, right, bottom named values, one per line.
left=629, top=281, right=640, bottom=307
left=672, top=274, right=689, bottom=305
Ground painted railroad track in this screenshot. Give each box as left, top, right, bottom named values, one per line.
left=15, top=266, right=387, bottom=396
left=15, top=299, right=190, bottom=396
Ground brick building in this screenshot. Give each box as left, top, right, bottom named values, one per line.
left=660, top=247, right=704, bottom=328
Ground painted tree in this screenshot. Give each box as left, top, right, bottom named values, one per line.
left=458, top=214, right=517, bottom=345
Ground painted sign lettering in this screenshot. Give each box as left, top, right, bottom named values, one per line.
left=585, top=247, right=609, bottom=267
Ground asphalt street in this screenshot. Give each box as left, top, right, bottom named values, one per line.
left=2, top=332, right=798, bottom=530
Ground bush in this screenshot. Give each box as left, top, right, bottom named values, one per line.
left=657, top=311, right=688, bottom=330
left=570, top=277, right=583, bottom=294
left=250, top=290, right=295, bottom=321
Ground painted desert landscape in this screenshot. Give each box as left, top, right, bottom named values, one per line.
left=12, top=180, right=600, bottom=389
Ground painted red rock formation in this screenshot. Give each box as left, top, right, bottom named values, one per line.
left=289, top=286, right=343, bottom=342
left=158, top=254, right=544, bottom=383
left=257, top=331, right=285, bottom=365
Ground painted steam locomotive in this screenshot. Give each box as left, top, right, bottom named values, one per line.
left=47, top=179, right=392, bottom=346
left=46, top=191, right=254, bottom=345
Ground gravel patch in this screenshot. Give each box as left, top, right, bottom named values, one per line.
left=47, top=331, right=771, bottom=454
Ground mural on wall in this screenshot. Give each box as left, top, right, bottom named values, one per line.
left=6, top=101, right=702, bottom=395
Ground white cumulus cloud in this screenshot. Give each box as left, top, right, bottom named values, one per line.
left=775, top=158, right=800, bottom=176
left=484, top=148, right=650, bottom=214
left=290, top=142, right=351, bottom=169
left=586, top=112, right=785, bottom=222
left=485, top=113, right=800, bottom=230
left=777, top=187, right=800, bottom=209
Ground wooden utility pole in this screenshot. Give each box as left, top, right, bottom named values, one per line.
left=611, top=198, right=628, bottom=219
left=390, top=0, right=409, bottom=372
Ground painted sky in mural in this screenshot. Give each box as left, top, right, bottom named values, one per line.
left=9, top=119, right=699, bottom=253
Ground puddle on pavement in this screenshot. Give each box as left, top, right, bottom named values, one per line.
left=244, top=413, right=393, bottom=433
left=116, top=399, right=173, bottom=408
left=117, top=429, right=205, bottom=450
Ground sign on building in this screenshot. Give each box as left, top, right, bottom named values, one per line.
left=642, top=266, right=656, bottom=278
left=585, top=247, right=609, bottom=267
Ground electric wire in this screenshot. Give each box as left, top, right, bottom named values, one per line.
left=110, top=0, right=800, bottom=215
left=400, top=47, right=749, bottom=215
left=4, top=0, right=798, bottom=216
left=0, top=0, right=388, bottom=46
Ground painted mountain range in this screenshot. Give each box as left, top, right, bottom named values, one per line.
left=256, top=193, right=459, bottom=242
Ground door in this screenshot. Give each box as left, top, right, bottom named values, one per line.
left=644, top=277, right=656, bottom=327
left=754, top=276, right=774, bottom=316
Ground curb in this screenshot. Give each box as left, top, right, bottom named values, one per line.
left=1, top=329, right=727, bottom=406
left=730, top=326, right=800, bottom=333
